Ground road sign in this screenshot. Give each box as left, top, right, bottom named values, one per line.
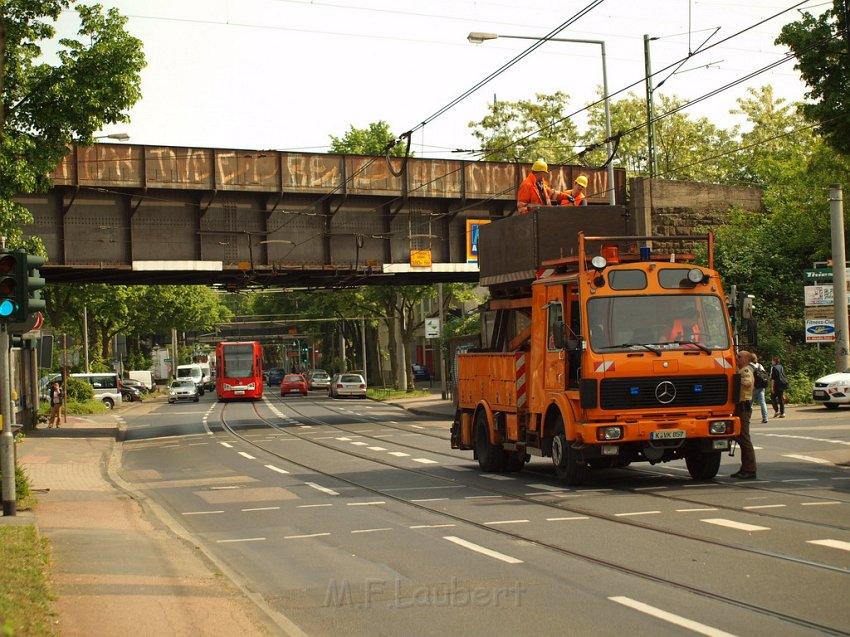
left=806, top=319, right=836, bottom=342
left=425, top=318, right=440, bottom=339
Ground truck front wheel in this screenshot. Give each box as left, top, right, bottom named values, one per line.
left=474, top=411, right=505, bottom=473
left=685, top=451, right=721, bottom=480
left=552, top=422, right=584, bottom=485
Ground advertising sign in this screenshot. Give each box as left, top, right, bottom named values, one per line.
left=804, top=284, right=834, bottom=306
left=466, top=219, right=491, bottom=263
left=425, top=318, right=440, bottom=339
left=805, top=319, right=835, bottom=342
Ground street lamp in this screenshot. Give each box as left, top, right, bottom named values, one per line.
left=467, top=32, right=615, bottom=205
left=94, top=132, right=130, bottom=141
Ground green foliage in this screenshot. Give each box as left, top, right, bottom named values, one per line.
left=0, top=1, right=146, bottom=246
left=468, top=91, right=579, bottom=162
left=0, top=525, right=55, bottom=636
left=64, top=376, right=93, bottom=402
left=329, top=120, right=408, bottom=157
left=0, top=463, right=31, bottom=501
left=776, top=1, right=850, bottom=156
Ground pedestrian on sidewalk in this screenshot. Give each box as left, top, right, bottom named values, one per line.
left=48, top=381, right=64, bottom=428
left=770, top=355, right=788, bottom=419
left=750, top=353, right=770, bottom=423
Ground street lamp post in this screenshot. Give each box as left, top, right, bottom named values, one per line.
left=468, top=32, right=615, bottom=205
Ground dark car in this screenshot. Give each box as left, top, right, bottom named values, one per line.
left=412, top=363, right=431, bottom=381
left=267, top=368, right=286, bottom=386
left=121, top=378, right=148, bottom=393
left=121, top=385, right=143, bottom=402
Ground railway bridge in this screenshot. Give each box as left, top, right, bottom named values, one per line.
left=17, top=143, right=628, bottom=287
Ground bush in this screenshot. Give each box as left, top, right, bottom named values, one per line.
left=64, top=377, right=94, bottom=402
left=0, top=464, right=31, bottom=501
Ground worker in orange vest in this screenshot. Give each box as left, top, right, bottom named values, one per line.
left=517, top=159, right=562, bottom=214
left=559, top=175, right=589, bottom=206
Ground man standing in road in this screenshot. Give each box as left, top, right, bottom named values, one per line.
left=517, top=159, right=561, bottom=214
left=732, top=350, right=757, bottom=479
left=48, top=381, right=63, bottom=429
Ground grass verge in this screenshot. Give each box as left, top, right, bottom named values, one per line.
left=367, top=388, right=432, bottom=401
left=0, top=525, right=56, bottom=636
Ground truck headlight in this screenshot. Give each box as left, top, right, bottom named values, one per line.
left=597, top=426, right=623, bottom=441
left=709, top=420, right=732, bottom=435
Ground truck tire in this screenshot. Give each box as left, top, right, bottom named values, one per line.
left=685, top=451, right=721, bottom=480
left=504, top=452, right=526, bottom=473
left=551, top=417, right=583, bottom=485
left=474, top=410, right=505, bottom=473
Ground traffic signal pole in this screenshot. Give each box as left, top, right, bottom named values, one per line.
left=1, top=322, right=17, bottom=516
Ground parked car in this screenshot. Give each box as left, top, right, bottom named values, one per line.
left=267, top=367, right=286, bottom=386
left=121, top=378, right=148, bottom=393
left=69, top=372, right=124, bottom=410
left=168, top=379, right=199, bottom=403
left=307, top=369, right=331, bottom=391
left=812, top=367, right=850, bottom=409
left=280, top=373, right=308, bottom=396
left=412, top=363, right=431, bottom=381
left=328, top=373, right=367, bottom=399
left=121, top=385, right=143, bottom=403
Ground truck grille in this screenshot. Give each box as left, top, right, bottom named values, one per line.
left=600, top=375, right=729, bottom=410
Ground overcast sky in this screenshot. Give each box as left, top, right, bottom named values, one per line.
left=51, top=0, right=818, bottom=157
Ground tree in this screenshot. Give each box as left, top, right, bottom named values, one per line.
left=776, top=1, right=850, bottom=156
left=329, top=120, right=408, bottom=157
left=468, top=91, right=579, bottom=163
left=0, top=1, right=145, bottom=248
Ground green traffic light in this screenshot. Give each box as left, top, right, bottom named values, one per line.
left=0, top=253, right=20, bottom=320
left=0, top=298, right=17, bottom=317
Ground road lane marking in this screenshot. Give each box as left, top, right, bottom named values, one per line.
left=242, top=506, right=280, bottom=512
left=782, top=454, right=831, bottom=464
left=264, top=464, right=290, bottom=474
left=367, top=446, right=387, bottom=451
left=443, top=536, right=523, bottom=564
left=347, top=501, right=386, bottom=506
left=547, top=516, right=590, bottom=521
left=285, top=533, right=331, bottom=539
left=781, top=478, right=818, bottom=482
left=183, top=510, right=224, bottom=515
left=219, top=442, right=233, bottom=448
left=527, top=484, right=569, bottom=492
left=297, top=504, right=332, bottom=508
left=480, top=474, right=515, bottom=481
left=389, top=451, right=410, bottom=457
left=413, top=458, right=439, bottom=464
left=702, top=519, right=769, bottom=532
left=615, top=511, right=661, bottom=517
left=217, top=537, right=266, bottom=543
left=676, top=508, right=718, bottom=512
left=484, top=519, right=529, bottom=525
left=807, top=539, right=850, bottom=552
left=800, top=501, right=841, bottom=506
left=336, top=437, right=351, bottom=441
left=351, top=528, right=393, bottom=534
left=238, top=452, right=256, bottom=460
left=743, top=504, right=786, bottom=510
left=410, top=524, right=456, bottom=529
left=305, top=482, right=339, bottom=496
left=411, top=425, right=424, bottom=429
left=351, top=442, right=368, bottom=446
left=444, top=465, right=472, bottom=471
left=609, top=596, right=737, bottom=637
left=411, top=498, right=449, bottom=503
left=464, top=495, right=502, bottom=500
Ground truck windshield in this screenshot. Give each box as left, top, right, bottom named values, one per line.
left=587, top=294, right=730, bottom=352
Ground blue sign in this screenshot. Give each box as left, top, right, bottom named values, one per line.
left=806, top=324, right=835, bottom=335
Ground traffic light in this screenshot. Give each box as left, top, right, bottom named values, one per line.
left=25, top=253, right=46, bottom=315
left=0, top=250, right=25, bottom=322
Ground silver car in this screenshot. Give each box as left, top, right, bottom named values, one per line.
left=168, top=379, right=199, bottom=403
left=308, top=370, right=331, bottom=391
left=328, top=373, right=367, bottom=399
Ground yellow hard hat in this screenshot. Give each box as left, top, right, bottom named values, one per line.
left=575, top=175, right=588, bottom=187
left=531, top=159, right=549, bottom=173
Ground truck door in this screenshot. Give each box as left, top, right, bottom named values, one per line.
left=544, top=286, right=567, bottom=391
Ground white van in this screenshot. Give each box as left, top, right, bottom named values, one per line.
left=176, top=364, right=205, bottom=395
left=127, top=370, right=154, bottom=391
left=197, top=362, right=213, bottom=390
left=69, top=372, right=124, bottom=410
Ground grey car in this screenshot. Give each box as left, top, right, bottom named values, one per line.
left=308, top=370, right=331, bottom=391
left=328, top=373, right=367, bottom=399
left=168, top=379, right=199, bottom=403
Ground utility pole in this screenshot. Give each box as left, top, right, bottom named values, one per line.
left=438, top=283, right=447, bottom=400
left=643, top=34, right=658, bottom=178
left=1, top=322, right=15, bottom=516
left=829, top=185, right=849, bottom=371
left=83, top=304, right=89, bottom=372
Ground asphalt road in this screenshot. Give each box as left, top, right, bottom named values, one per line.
left=117, top=391, right=850, bottom=637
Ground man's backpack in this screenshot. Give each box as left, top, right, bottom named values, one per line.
left=752, top=364, right=769, bottom=390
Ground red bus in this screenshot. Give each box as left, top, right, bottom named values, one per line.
left=215, top=341, right=264, bottom=401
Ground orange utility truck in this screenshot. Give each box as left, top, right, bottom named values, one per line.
left=450, top=208, right=741, bottom=484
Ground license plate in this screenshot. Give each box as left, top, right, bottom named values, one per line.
left=288, top=388, right=300, bottom=392
left=651, top=430, right=686, bottom=440
left=813, top=390, right=827, bottom=398
left=235, top=390, right=245, bottom=395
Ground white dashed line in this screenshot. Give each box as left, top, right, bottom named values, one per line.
left=351, top=528, right=393, bottom=534
left=351, top=441, right=369, bottom=446
left=444, top=466, right=472, bottom=471
left=609, top=596, right=737, bottom=637
left=347, top=501, right=385, bottom=506
left=443, top=536, right=523, bottom=564
left=782, top=454, right=831, bottom=464
left=411, top=498, right=449, bottom=503
left=615, top=511, right=661, bottom=517
left=480, top=474, right=515, bottom=481
left=389, top=451, right=410, bottom=457
left=410, top=524, right=456, bottom=529
left=801, top=501, right=841, bottom=506
left=305, top=482, right=339, bottom=496
left=219, top=442, right=233, bottom=448
left=242, top=506, right=280, bottom=512
left=264, top=464, right=290, bottom=474
left=285, top=533, right=331, bottom=540
left=238, top=452, right=256, bottom=460
left=367, top=446, right=387, bottom=451
left=807, top=539, right=850, bottom=552
left=484, top=519, right=529, bottom=525
left=547, top=516, right=590, bottom=521
left=413, top=458, right=439, bottom=464
left=217, top=537, right=266, bottom=543
left=527, top=484, right=569, bottom=492
left=676, top=508, right=718, bottom=513
left=183, top=510, right=224, bottom=515
left=743, top=504, right=786, bottom=510
left=702, top=519, right=770, bottom=532
left=297, top=504, right=333, bottom=508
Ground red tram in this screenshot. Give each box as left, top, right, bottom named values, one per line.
left=215, top=341, right=264, bottom=401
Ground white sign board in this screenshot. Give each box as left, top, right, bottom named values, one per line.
left=804, top=282, right=850, bottom=306
left=425, top=318, right=440, bottom=339
left=805, top=319, right=836, bottom=342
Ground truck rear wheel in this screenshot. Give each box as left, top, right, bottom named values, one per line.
left=552, top=417, right=584, bottom=485
left=474, top=411, right=505, bottom=473
left=685, top=451, right=721, bottom=480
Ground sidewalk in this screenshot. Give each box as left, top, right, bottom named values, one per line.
left=382, top=384, right=457, bottom=420
left=4, top=409, right=277, bottom=637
